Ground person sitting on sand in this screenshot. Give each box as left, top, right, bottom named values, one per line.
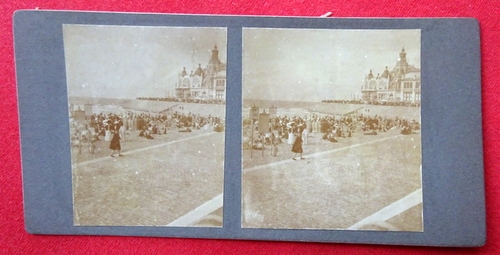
left=139, top=128, right=154, bottom=139
left=327, top=131, right=338, bottom=143
left=178, top=127, right=192, bottom=133
left=214, top=123, right=223, bottom=132
left=401, top=124, right=412, bottom=135
left=364, top=130, right=378, bottom=135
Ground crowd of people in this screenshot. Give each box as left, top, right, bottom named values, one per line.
left=70, top=108, right=224, bottom=156
left=136, top=96, right=225, bottom=105
left=70, top=103, right=419, bottom=160
left=242, top=110, right=420, bottom=159
left=321, top=99, right=421, bottom=107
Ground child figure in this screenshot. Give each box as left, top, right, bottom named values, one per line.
left=271, top=135, right=278, bottom=157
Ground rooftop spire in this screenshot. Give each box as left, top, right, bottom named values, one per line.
left=180, top=67, right=188, bottom=77
left=399, top=47, right=407, bottom=60
left=208, top=44, right=222, bottom=73
left=209, top=44, right=221, bottom=65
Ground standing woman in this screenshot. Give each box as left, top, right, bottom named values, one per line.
left=104, top=119, right=112, bottom=141
left=291, top=133, right=304, bottom=160
left=110, top=129, right=123, bottom=157
left=287, top=122, right=295, bottom=145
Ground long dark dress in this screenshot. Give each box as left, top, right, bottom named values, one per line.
left=291, top=136, right=303, bottom=153
left=109, top=133, right=121, bottom=150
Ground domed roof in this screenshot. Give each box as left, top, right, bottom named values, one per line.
left=367, top=70, right=374, bottom=79
left=380, top=66, right=390, bottom=78
left=194, top=63, right=204, bottom=76
left=400, top=47, right=406, bottom=57
left=180, top=67, right=188, bottom=77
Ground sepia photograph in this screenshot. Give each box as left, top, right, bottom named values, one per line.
left=242, top=28, right=423, bottom=231
left=63, top=25, right=227, bottom=227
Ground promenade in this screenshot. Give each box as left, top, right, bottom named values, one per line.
left=70, top=100, right=225, bottom=227
left=242, top=128, right=422, bottom=231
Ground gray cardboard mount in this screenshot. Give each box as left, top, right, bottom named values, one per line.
left=14, top=10, right=485, bottom=247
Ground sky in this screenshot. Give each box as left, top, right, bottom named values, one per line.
left=63, top=25, right=227, bottom=99
left=242, top=28, right=420, bottom=101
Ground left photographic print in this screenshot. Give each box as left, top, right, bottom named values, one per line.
left=63, top=25, right=227, bottom=227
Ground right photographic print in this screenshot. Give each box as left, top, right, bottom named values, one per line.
left=241, top=28, right=422, bottom=231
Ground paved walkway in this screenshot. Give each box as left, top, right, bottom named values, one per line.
left=72, top=131, right=225, bottom=226
left=169, top=132, right=422, bottom=231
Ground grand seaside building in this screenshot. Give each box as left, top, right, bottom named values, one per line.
left=361, top=48, right=421, bottom=105
left=175, top=45, right=227, bottom=101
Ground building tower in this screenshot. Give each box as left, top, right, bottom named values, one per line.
left=174, top=44, right=227, bottom=101
left=361, top=47, right=420, bottom=105
left=395, top=47, right=408, bottom=75
left=207, top=44, right=223, bottom=73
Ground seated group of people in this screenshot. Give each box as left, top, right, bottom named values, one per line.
left=401, top=125, right=413, bottom=135
left=138, top=128, right=155, bottom=140
left=322, top=125, right=352, bottom=143
left=137, top=116, right=224, bottom=139
left=138, top=122, right=168, bottom=140
left=251, top=132, right=281, bottom=150
left=214, top=123, right=224, bottom=132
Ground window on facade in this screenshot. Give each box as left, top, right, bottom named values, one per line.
left=183, top=78, right=190, bottom=87
left=403, top=92, right=412, bottom=101
left=416, top=82, right=420, bottom=89
left=216, top=80, right=225, bottom=87
left=193, top=78, right=200, bottom=88
left=216, top=91, right=224, bottom=99
left=415, top=93, right=421, bottom=101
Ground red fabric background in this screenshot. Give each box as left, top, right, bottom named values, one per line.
left=1, top=1, right=499, bottom=254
